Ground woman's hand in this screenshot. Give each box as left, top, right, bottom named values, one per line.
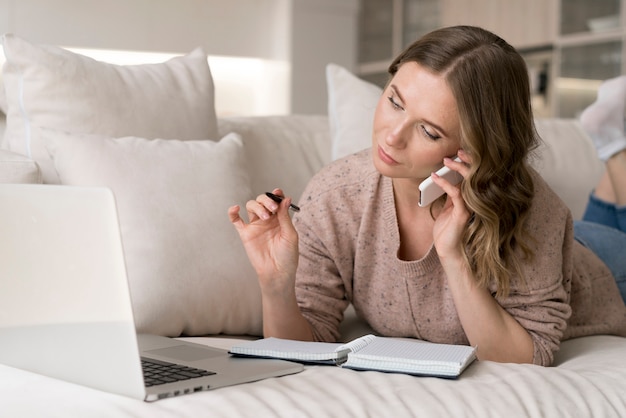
left=228, top=188, right=299, bottom=297
left=431, top=150, right=473, bottom=260
left=430, top=152, right=535, bottom=363
left=229, top=189, right=314, bottom=340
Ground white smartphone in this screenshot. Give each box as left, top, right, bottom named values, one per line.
left=418, top=157, right=463, bottom=207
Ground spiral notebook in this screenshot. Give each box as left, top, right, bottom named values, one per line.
left=230, top=334, right=477, bottom=378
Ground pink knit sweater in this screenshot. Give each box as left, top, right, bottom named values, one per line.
left=293, top=149, right=626, bottom=366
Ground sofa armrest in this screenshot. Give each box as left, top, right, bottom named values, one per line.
left=0, top=149, right=42, bottom=184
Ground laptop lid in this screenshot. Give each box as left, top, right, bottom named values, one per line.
left=0, top=184, right=146, bottom=399
left=0, top=184, right=302, bottom=401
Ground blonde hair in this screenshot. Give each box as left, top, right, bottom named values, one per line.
left=389, top=26, right=539, bottom=296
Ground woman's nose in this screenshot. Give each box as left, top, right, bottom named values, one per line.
left=385, top=121, right=410, bottom=148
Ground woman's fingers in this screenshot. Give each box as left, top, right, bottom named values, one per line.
left=431, top=158, right=471, bottom=218
left=245, top=198, right=273, bottom=221
left=228, top=205, right=245, bottom=230
left=230, top=188, right=292, bottom=226
left=457, top=149, right=473, bottom=166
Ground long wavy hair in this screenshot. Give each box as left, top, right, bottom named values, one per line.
left=389, top=26, right=539, bottom=297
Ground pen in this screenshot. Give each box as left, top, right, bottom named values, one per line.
left=265, top=192, right=301, bottom=212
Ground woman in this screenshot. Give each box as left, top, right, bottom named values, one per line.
left=229, top=26, right=626, bottom=367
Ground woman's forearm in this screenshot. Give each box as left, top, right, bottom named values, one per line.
left=260, top=287, right=315, bottom=341
left=440, top=255, right=534, bottom=364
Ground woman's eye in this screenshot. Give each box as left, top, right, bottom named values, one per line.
left=421, top=125, right=441, bottom=140
left=387, top=95, right=404, bottom=111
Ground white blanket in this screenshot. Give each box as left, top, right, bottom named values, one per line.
left=1, top=335, right=624, bottom=417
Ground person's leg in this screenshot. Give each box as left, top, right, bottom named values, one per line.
left=579, top=76, right=626, bottom=162
left=574, top=220, right=626, bottom=303
left=581, top=191, right=621, bottom=230
left=605, top=149, right=626, bottom=206
left=593, top=170, right=617, bottom=205
left=579, top=75, right=626, bottom=229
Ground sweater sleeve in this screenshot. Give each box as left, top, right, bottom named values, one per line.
left=291, top=153, right=374, bottom=342
left=294, top=218, right=350, bottom=342
left=494, top=173, right=573, bottom=366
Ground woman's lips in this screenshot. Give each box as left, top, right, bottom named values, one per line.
left=377, top=145, right=399, bottom=165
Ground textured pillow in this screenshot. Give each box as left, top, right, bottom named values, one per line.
left=0, top=50, right=6, bottom=114
left=1, top=33, right=218, bottom=184
left=46, top=130, right=261, bottom=337
left=532, top=119, right=604, bottom=220
left=0, top=148, right=41, bottom=184
left=218, top=115, right=331, bottom=203
left=326, top=63, right=382, bottom=160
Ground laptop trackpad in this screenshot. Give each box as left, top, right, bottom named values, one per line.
left=144, top=345, right=222, bottom=362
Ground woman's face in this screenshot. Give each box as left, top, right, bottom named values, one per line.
left=372, top=61, right=461, bottom=183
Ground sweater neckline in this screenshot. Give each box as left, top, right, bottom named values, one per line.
left=381, top=176, right=442, bottom=275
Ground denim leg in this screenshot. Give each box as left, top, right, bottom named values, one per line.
left=616, top=205, right=626, bottom=233
left=574, top=220, right=626, bottom=303
left=581, top=192, right=621, bottom=230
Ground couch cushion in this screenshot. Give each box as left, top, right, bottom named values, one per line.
left=0, top=51, right=6, bottom=115
left=0, top=111, right=6, bottom=143
left=218, top=115, right=331, bottom=204
left=1, top=34, right=218, bottom=184
left=326, top=63, right=381, bottom=161
left=0, top=148, right=41, bottom=184
left=533, top=118, right=604, bottom=220
left=46, top=129, right=261, bottom=337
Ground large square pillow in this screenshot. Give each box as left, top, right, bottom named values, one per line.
left=326, top=63, right=382, bottom=160
left=0, top=148, right=41, bottom=184
left=0, top=91, right=5, bottom=116
left=46, top=130, right=261, bottom=337
left=1, top=34, right=218, bottom=184
left=218, top=115, right=331, bottom=203
left=0, top=50, right=6, bottom=114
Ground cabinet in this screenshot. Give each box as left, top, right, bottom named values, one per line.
left=357, top=0, right=440, bottom=86
left=554, top=0, right=624, bottom=118
left=439, top=0, right=556, bottom=50
left=356, top=0, right=556, bottom=87
left=357, top=0, right=626, bottom=118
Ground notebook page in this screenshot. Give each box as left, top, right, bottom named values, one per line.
left=344, top=337, right=476, bottom=377
left=337, top=334, right=376, bottom=352
left=229, top=337, right=344, bottom=361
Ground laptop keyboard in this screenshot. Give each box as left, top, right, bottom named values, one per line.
left=141, top=357, right=216, bottom=387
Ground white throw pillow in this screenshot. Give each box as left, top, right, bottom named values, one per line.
left=0, top=148, right=41, bottom=184
left=1, top=34, right=218, bottom=184
left=532, top=119, right=604, bottom=220
left=0, top=50, right=6, bottom=114
left=326, top=63, right=382, bottom=160
left=46, top=130, right=262, bottom=337
left=218, top=115, right=331, bottom=203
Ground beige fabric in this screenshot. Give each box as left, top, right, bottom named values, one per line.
left=1, top=334, right=625, bottom=417
left=0, top=112, right=6, bottom=144
left=0, top=49, right=6, bottom=114
left=533, top=118, right=605, bottom=220
left=218, top=115, right=331, bottom=204
left=1, top=34, right=218, bottom=184
left=46, top=130, right=261, bottom=337
left=326, top=63, right=381, bottom=161
left=0, top=148, right=40, bottom=184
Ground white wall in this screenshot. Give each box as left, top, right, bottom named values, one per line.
left=0, top=0, right=289, bottom=58
left=290, top=0, right=359, bottom=114
left=0, top=0, right=359, bottom=115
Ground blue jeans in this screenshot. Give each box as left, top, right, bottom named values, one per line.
left=574, top=193, right=626, bottom=303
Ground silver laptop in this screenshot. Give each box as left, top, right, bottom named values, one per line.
left=0, top=184, right=302, bottom=401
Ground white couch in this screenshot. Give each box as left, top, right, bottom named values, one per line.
left=0, top=34, right=624, bottom=417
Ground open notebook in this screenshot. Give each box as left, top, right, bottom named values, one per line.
left=230, top=334, right=477, bottom=378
